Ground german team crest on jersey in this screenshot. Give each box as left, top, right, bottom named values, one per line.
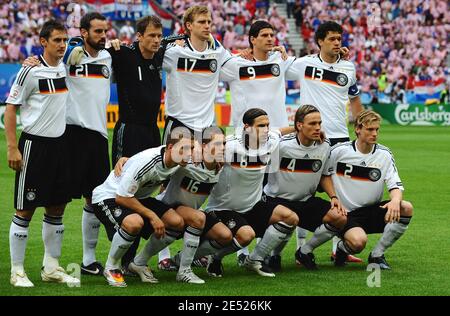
left=271, top=64, right=280, bottom=77
left=312, top=160, right=323, bottom=172
left=101, top=65, right=110, bottom=79
left=209, top=60, right=218, bottom=73
left=26, top=191, right=36, bottom=201
left=226, top=219, right=236, bottom=229
left=113, top=208, right=122, bottom=218
left=368, top=168, right=382, bottom=181
left=336, top=74, right=348, bottom=86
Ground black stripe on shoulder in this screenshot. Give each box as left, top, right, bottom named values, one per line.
left=134, top=156, right=162, bottom=181
left=376, top=144, right=397, bottom=164
left=330, top=141, right=352, bottom=152
left=323, top=138, right=331, bottom=145
left=17, top=66, right=34, bottom=86
left=221, top=56, right=236, bottom=67
left=376, top=144, right=394, bottom=156
left=281, top=134, right=296, bottom=142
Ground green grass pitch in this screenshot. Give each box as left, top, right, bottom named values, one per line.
left=0, top=125, right=449, bottom=296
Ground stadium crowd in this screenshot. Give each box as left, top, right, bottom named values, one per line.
left=0, top=0, right=448, bottom=103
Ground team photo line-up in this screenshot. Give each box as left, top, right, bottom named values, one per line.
left=4, top=5, right=412, bottom=288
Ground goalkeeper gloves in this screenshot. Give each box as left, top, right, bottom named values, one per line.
left=63, top=37, right=85, bottom=65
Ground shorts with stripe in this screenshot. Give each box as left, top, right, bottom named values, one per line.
left=93, top=197, right=172, bottom=241
left=339, top=200, right=390, bottom=236
left=14, top=132, right=71, bottom=210
left=65, top=125, right=110, bottom=199
left=111, top=119, right=161, bottom=166
left=262, top=195, right=330, bottom=232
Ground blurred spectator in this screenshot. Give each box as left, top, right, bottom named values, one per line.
left=299, top=0, right=448, bottom=85
left=119, top=20, right=135, bottom=40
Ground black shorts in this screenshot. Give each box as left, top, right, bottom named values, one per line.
left=14, top=132, right=71, bottom=210
left=329, top=137, right=350, bottom=146
left=263, top=195, right=330, bottom=232
left=112, top=120, right=161, bottom=166
left=206, top=210, right=249, bottom=236
left=65, top=125, right=110, bottom=199
left=244, top=201, right=278, bottom=237
left=340, top=201, right=390, bottom=236
left=203, top=212, right=222, bottom=235
left=162, top=116, right=206, bottom=145
left=93, top=197, right=172, bottom=241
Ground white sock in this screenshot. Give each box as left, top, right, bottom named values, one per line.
left=105, top=228, right=136, bottom=270
left=158, top=246, right=171, bottom=262
left=301, top=224, right=338, bottom=254
left=10, top=215, right=30, bottom=273
left=133, top=229, right=181, bottom=266
left=237, top=246, right=249, bottom=257
left=296, top=227, right=307, bottom=250
left=42, top=214, right=64, bottom=272
left=337, top=239, right=354, bottom=255
left=178, top=226, right=202, bottom=271
left=195, top=239, right=223, bottom=259
left=250, top=222, right=294, bottom=261
left=215, top=237, right=243, bottom=260
left=371, top=217, right=411, bottom=257
left=271, top=229, right=293, bottom=256
left=332, top=236, right=340, bottom=253
left=82, top=205, right=100, bottom=266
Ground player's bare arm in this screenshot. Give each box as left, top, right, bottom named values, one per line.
left=278, top=126, right=296, bottom=135
left=320, top=175, right=347, bottom=216
left=382, top=188, right=402, bottom=223
left=4, top=104, right=22, bottom=171
left=350, top=96, right=364, bottom=119
left=115, top=195, right=166, bottom=238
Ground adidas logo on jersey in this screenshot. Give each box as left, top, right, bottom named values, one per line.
left=360, top=161, right=366, bottom=166
left=304, top=154, right=310, bottom=158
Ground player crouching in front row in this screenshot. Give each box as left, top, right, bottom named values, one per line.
left=91, top=131, right=195, bottom=287
left=327, top=110, right=413, bottom=270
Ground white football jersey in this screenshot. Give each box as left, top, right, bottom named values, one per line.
left=264, top=134, right=331, bottom=201
left=6, top=56, right=68, bottom=137
left=286, top=54, right=360, bottom=139
left=92, top=146, right=180, bottom=203
left=65, top=49, right=112, bottom=138
left=326, top=141, right=404, bottom=211
left=157, top=162, right=220, bottom=209
left=163, top=38, right=231, bottom=131
left=220, top=52, right=296, bottom=128
left=206, top=130, right=281, bottom=213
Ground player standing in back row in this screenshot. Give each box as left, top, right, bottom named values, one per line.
left=286, top=21, right=364, bottom=262
left=161, top=5, right=231, bottom=143
left=64, top=13, right=113, bottom=276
